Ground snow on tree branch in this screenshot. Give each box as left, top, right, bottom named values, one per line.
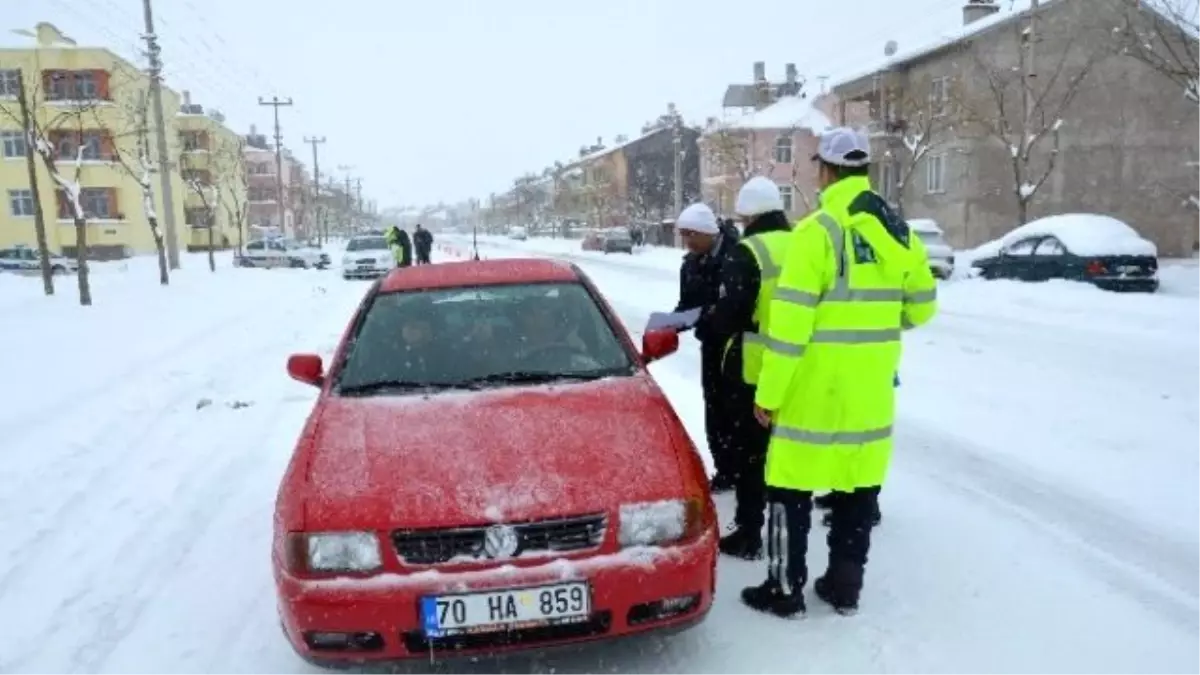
left=1106, top=0, right=1199, bottom=102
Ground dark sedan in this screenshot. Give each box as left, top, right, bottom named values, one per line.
left=971, top=230, right=1159, bottom=293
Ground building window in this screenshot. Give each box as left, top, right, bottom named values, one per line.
left=925, top=154, right=946, bottom=194
left=774, top=136, right=793, bottom=164
left=929, top=76, right=949, bottom=116
left=185, top=207, right=210, bottom=227
left=9, top=189, right=34, bottom=216
left=180, top=130, right=208, bottom=152
left=181, top=169, right=212, bottom=186
left=1, top=130, right=25, bottom=158
left=44, top=70, right=105, bottom=101
left=53, top=131, right=108, bottom=161
left=248, top=186, right=276, bottom=202
left=878, top=160, right=897, bottom=201
left=58, top=187, right=117, bottom=219
left=778, top=184, right=794, bottom=212
left=249, top=162, right=272, bottom=175
left=0, top=69, right=19, bottom=98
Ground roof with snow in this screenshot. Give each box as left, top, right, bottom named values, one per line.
left=707, top=94, right=832, bottom=134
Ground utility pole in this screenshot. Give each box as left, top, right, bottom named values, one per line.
left=355, top=178, right=363, bottom=235
left=326, top=176, right=335, bottom=238
left=142, top=0, right=181, bottom=269
left=258, top=96, right=293, bottom=237
left=343, top=175, right=353, bottom=233
left=304, top=136, right=325, bottom=244
left=16, top=70, right=54, bottom=295
left=672, top=111, right=683, bottom=217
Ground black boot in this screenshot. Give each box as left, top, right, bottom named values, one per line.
left=718, top=527, right=762, bottom=560
left=814, top=562, right=864, bottom=616
left=741, top=579, right=806, bottom=618
left=710, top=472, right=736, bottom=493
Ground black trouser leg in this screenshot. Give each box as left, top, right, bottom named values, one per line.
left=727, top=380, right=768, bottom=533
left=766, top=488, right=813, bottom=594
left=700, top=348, right=733, bottom=479
left=826, top=487, right=876, bottom=567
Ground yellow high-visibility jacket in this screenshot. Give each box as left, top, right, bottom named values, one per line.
left=754, top=175, right=938, bottom=492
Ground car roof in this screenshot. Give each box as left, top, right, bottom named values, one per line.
left=377, top=257, right=582, bottom=293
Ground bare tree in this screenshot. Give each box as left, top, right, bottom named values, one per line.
left=182, top=131, right=245, bottom=272
left=32, top=105, right=95, bottom=305
left=959, top=15, right=1109, bottom=224
left=103, top=90, right=169, bottom=285
left=878, top=74, right=963, bottom=215
left=1107, top=0, right=1199, bottom=215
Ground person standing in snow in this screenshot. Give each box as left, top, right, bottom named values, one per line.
left=387, top=226, right=414, bottom=268
left=413, top=224, right=434, bottom=265
left=742, top=127, right=938, bottom=618
left=673, top=203, right=741, bottom=493
left=695, top=177, right=791, bottom=560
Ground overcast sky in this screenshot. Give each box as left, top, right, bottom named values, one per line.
left=7, top=0, right=988, bottom=207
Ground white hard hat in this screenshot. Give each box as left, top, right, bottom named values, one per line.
left=676, top=203, right=719, bottom=234
left=813, top=126, right=872, bottom=167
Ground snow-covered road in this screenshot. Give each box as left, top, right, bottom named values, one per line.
left=1, top=243, right=1196, bottom=673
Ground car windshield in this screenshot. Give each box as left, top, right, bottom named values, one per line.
left=335, top=282, right=634, bottom=395
left=917, top=231, right=947, bottom=248
left=346, top=237, right=389, bottom=252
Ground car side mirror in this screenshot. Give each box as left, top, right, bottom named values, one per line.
left=642, top=328, right=680, bottom=364
left=287, top=353, right=325, bottom=387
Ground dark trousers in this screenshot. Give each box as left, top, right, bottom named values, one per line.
left=416, top=249, right=431, bottom=264
left=766, top=486, right=879, bottom=593
left=700, top=345, right=735, bottom=479
left=726, top=378, right=768, bottom=533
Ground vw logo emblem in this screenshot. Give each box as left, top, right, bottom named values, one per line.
left=483, top=524, right=520, bottom=559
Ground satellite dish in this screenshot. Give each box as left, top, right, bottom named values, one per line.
left=884, top=40, right=899, bottom=57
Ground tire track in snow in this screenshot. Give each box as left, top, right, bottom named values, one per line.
left=897, top=421, right=1200, bottom=630
left=0, top=290, right=320, bottom=604
left=0, top=283, right=356, bottom=673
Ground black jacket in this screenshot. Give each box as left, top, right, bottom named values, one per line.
left=699, top=211, right=792, bottom=381
left=674, top=220, right=741, bottom=347
left=413, top=228, right=433, bottom=252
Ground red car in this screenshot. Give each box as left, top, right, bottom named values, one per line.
left=275, top=258, right=717, bottom=666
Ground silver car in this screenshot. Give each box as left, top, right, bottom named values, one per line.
left=0, top=246, right=77, bottom=275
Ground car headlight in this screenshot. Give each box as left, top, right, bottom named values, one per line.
left=341, top=256, right=354, bottom=266
left=304, top=532, right=382, bottom=572
left=618, top=499, right=693, bottom=547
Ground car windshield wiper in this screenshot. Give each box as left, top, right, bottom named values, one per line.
left=337, top=379, right=470, bottom=396
left=459, top=370, right=609, bottom=387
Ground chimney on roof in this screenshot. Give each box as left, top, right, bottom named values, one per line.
left=963, top=0, right=1000, bottom=25
left=753, top=61, right=766, bottom=83
left=182, top=90, right=191, bottom=106
left=250, top=124, right=257, bottom=135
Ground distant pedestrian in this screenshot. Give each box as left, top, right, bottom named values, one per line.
left=413, top=224, right=434, bottom=265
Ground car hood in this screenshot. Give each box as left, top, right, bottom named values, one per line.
left=924, top=243, right=954, bottom=260
left=301, top=376, right=686, bottom=530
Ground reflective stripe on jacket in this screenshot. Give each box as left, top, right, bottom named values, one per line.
left=733, top=231, right=791, bottom=385
left=754, top=175, right=938, bottom=492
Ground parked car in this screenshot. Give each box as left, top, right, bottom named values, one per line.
left=275, top=258, right=716, bottom=666
left=239, top=238, right=331, bottom=269
left=507, top=226, right=528, bottom=241
left=0, top=246, right=77, bottom=275
left=908, top=219, right=954, bottom=279
left=581, top=230, right=604, bottom=252
left=341, top=235, right=395, bottom=280
left=600, top=229, right=634, bottom=254
left=969, top=213, right=1159, bottom=292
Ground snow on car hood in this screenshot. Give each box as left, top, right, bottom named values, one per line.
left=302, top=376, right=686, bottom=530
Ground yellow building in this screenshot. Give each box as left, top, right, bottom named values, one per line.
left=0, top=23, right=187, bottom=259
left=177, top=97, right=248, bottom=251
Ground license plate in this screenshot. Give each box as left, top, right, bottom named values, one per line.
left=1117, top=265, right=1142, bottom=274
left=420, top=581, right=591, bottom=637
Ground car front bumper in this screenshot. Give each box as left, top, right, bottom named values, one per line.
left=275, top=535, right=715, bottom=664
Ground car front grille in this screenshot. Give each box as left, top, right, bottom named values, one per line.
left=354, top=257, right=375, bottom=264
left=391, top=513, right=607, bottom=566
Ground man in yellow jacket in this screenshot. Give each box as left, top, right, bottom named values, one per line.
left=741, top=127, right=938, bottom=618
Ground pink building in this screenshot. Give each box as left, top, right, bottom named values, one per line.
left=243, top=125, right=307, bottom=239
left=699, top=90, right=868, bottom=218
